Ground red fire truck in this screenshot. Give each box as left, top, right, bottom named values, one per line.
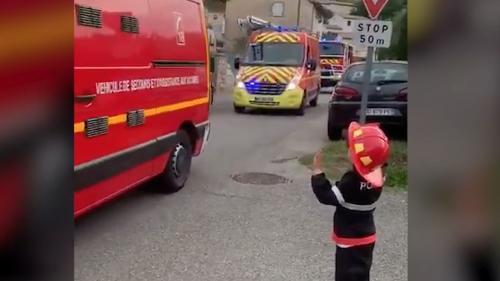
left=319, top=39, right=353, bottom=93
left=74, top=0, right=210, bottom=217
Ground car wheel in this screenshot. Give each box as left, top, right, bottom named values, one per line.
left=234, top=105, right=245, bottom=113
left=158, top=130, right=192, bottom=193
left=327, top=119, right=342, bottom=140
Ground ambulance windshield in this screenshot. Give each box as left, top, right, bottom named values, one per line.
left=320, top=42, right=344, bottom=56
left=243, top=43, right=304, bottom=67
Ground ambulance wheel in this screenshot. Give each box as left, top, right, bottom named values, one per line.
left=159, top=131, right=192, bottom=193
left=234, top=105, right=245, bottom=113
left=295, top=95, right=306, bottom=116
left=309, top=95, right=318, bottom=107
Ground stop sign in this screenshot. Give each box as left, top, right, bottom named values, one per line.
left=362, top=0, right=389, bottom=19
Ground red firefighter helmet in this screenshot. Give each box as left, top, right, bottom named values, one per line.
left=347, top=122, right=390, bottom=187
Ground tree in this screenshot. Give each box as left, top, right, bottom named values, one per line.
left=379, top=7, right=407, bottom=60
left=312, top=2, right=334, bottom=24
left=351, top=0, right=407, bottom=60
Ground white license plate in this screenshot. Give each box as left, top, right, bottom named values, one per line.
left=366, top=108, right=397, bottom=116
left=254, top=97, right=274, bottom=102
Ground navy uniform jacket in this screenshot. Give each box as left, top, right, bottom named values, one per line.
left=311, top=170, right=382, bottom=247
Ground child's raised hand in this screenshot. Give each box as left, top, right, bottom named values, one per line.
left=312, top=151, right=323, bottom=175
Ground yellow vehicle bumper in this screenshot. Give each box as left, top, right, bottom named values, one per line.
left=232, top=87, right=304, bottom=109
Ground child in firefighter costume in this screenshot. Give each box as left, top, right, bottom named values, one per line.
left=311, top=121, right=390, bottom=281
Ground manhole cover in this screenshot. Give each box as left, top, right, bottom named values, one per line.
left=230, top=172, right=291, bottom=185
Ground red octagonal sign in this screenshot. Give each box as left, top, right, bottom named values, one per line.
left=363, top=0, right=390, bottom=19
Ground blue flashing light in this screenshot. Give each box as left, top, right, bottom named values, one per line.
left=245, top=81, right=265, bottom=89
left=267, top=25, right=300, bottom=33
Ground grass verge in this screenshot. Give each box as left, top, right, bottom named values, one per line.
left=299, top=140, right=407, bottom=189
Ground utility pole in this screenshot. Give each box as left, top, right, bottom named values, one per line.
left=357, top=0, right=391, bottom=124
left=297, top=0, right=301, bottom=27
left=359, top=45, right=374, bottom=124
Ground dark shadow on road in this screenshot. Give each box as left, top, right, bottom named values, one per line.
left=75, top=180, right=170, bottom=228
left=240, top=105, right=328, bottom=117
left=245, top=108, right=302, bottom=116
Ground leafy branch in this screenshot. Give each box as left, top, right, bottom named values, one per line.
left=312, top=1, right=334, bottom=24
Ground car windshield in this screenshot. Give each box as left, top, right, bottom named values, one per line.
left=319, top=42, right=344, bottom=56
left=344, top=63, right=408, bottom=84
left=243, top=43, right=304, bottom=66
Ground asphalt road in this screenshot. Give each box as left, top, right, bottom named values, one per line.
left=75, top=93, right=407, bottom=281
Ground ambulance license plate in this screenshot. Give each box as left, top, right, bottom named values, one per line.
left=254, top=96, right=274, bottom=102
left=366, top=108, right=397, bottom=116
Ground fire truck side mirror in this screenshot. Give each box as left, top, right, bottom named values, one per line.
left=234, top=57, right=240, bottom=70
left=306, top=59, right=316, bottom=70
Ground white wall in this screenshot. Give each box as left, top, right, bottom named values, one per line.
left=316, top=2, right=369, bottom=58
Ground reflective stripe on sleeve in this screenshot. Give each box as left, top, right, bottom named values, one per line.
left=331, top=185, right=377, bottom=211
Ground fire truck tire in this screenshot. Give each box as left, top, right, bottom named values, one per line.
left=234, top=105, right=245, bottom=113
left=159, top=131, right=193, bottom=193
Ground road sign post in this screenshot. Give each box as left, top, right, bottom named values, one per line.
left=359, top=46, right=374, bottom=124
left=353, top=19, right=392, bottom=124
left=355, top=0, right=391, bottom=124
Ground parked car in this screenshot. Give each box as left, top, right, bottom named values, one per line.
left=327, top=61, right=407, bottom=140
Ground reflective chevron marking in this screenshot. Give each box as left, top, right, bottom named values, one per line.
left=239, top=67, right=298, bottom=84
left=321, top=58, right=342, bottom=65
left=255, top=32, right=300, bottom=43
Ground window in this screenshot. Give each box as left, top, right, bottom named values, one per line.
left=244, top=43, right=304, bottom=67
left=271, top=2, right=285, bottom=17
left=320, top=42, right=345, bottom=56
left=344, top=63, right=408, bottom=84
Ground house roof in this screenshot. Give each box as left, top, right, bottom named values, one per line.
left=312, top=0, right=357, bottom=7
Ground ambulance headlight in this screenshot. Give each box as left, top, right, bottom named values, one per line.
left=237, top=81, right=245, bottom=88
left=286, top=82, right=297, bottom=90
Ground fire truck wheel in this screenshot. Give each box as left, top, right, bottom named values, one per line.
left=160, top=131, right=193, bottom=193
